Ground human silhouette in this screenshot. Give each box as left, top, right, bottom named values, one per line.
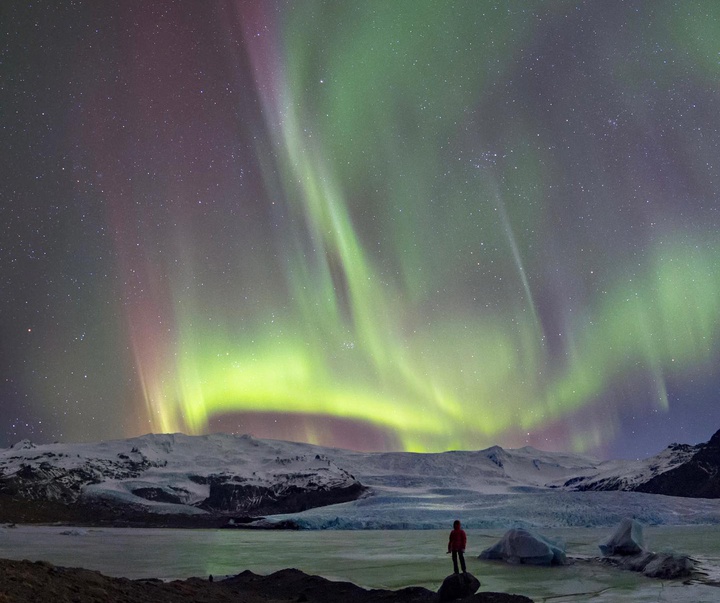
left=447, top=519, right=467, bottom=573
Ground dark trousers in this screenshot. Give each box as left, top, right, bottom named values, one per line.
left=452, top=550, right=466, bottom=573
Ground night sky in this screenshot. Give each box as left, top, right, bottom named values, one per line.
left=2, top=1, right=720, bottom=459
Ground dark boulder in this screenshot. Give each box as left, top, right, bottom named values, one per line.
left=437, top=572, right=480, bottom=601
left=601, top=550, right=695, bottom=579
left=642, top=553, right=694, bottom=579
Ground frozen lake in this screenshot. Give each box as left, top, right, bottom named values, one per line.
left=2, top=525, right=720, bottom=602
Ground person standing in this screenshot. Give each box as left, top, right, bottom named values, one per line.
left=447, top=519, right=467, bottom=574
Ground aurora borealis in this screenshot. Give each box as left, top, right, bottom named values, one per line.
left=2, top=1, right=720, bottom=458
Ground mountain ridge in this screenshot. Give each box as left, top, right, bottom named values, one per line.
left=0, top=433, right=366, bottom=523
left=1, top=429, right=719, bottom=527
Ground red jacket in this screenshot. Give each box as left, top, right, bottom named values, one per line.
left=448, top=528, right=467, bottom=552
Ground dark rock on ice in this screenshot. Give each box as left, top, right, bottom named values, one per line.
left=616, top=550, right=655, bottom=572
left=600, top=550, right=694, bottom=580
left=598, top=519, right=695, bottom=579
left=479, top=528, right=567, bottom=566
left=642, top=552, right=694, bottom=579
left=437, top=572, right=480, bottom=601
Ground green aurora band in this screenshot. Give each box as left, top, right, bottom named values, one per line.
left=130, top=1, right=720, bottom=453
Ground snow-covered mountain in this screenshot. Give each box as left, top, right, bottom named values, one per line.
left=572, top=429, right=720, bottom=498
left=559, top=442, right=698, bottom=493
left=0, top=433, right=363, bottom=518
left=1, top=429, right=720, bottom=528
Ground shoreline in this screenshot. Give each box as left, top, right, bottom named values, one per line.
left=0, top=493, right=266, bottom=529
left=0, top=558, right=534, bottom=603
left=3, top=526, right=719, bottom=602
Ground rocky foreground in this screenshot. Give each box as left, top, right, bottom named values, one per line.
left=0, top=559, right=533, bottom=603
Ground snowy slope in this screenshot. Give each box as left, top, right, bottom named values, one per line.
left=0, top=433, right=362, bottom=515
left=2, top=432, right=719, bottom=528
left=323, top=445, right=600, bottom=494
left=257, top=439, right=720, bottom=530
left=559, top=443, right=697, bottom=492
left=267, top=440, right=719, bottom=529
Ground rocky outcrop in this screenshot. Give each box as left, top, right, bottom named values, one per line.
left=0, top=560, right=534, bottom=603
left=198, top=478, right=366, bottom=515
left=565, top=429, right=720, bottom=498
left=633, top=430, right=720, bottom=498
left=0, top=434, right=367, bottom=522
left=0, top=450, right=165, bottom=503
left=437, top=572, right=481, bottom=601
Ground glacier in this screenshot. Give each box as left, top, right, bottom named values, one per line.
left=2, top=432, right=720, bottom=529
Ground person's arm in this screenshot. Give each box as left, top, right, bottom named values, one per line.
left=461, top=530, right=467, bottom=551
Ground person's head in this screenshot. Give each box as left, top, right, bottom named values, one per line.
left=453, top=520, right=461, bottom=529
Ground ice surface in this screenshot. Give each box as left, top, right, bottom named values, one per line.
left=1, top=525, right=720, bottom=602
left=269, top=489, right=720, bottom=530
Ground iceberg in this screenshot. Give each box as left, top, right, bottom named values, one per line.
left=597, top=519, right=695, bottom=579
left=479, top=528, right=567, bottom=565
left=599, top=517, right=644, bottom=555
